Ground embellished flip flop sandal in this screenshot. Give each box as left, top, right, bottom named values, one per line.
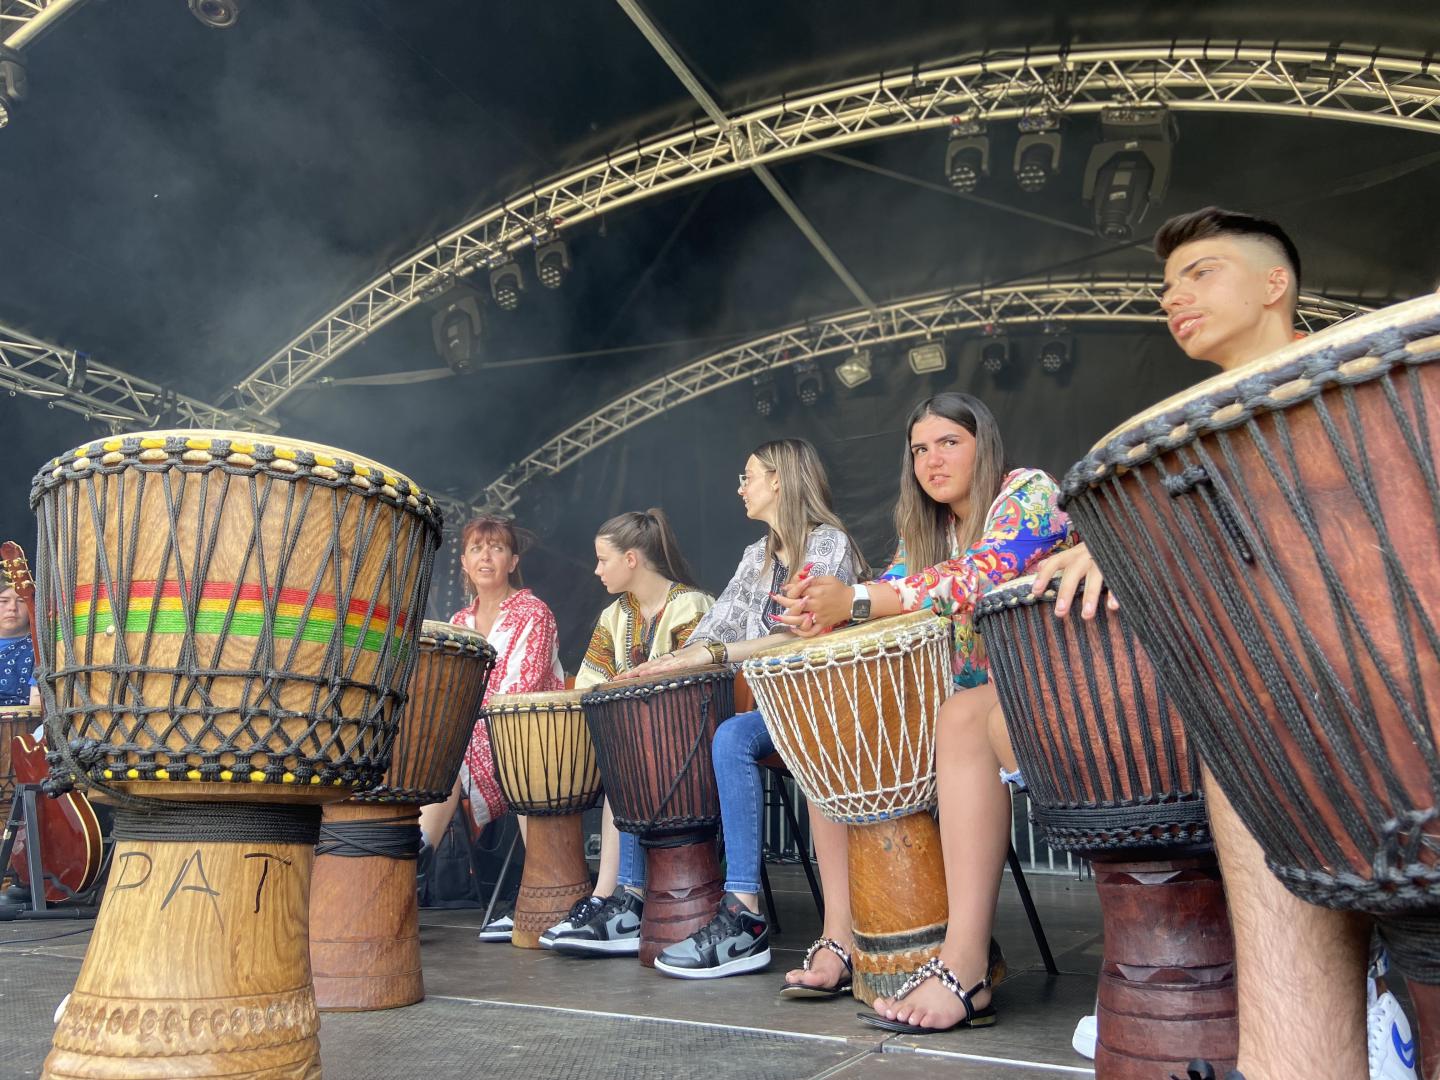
left=779, top=937, right=853, bottom=999
left=856, top=956, right=997, bottom=1034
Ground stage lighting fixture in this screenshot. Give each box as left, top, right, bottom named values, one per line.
left=752, top=372, right=779, bottom=418
left=834, top=349, right=873, bottom=389
left=1038, top=323, right=1073, bottom=374
left=794, top=360, right=824, bottom=406
left=907, top=341, right=947, bottom=375
left=535, top=240, right=570, bottom=289
left=430, top=291, right=484, bottom=375
left=980, top=332, right=1011, bottom=375
left=0, top=48, right=27, bottom=128
left=67, top=352, right=89, bottom=391
left=944, top=121, right=989, bottom=195
left=189, top=0, right=240, bottom=28
left=1082, top=104, right=1174, bottom=241
left=490, top=262, right=523, bottom=311
left=1014, top=126, right=1061, bottom=194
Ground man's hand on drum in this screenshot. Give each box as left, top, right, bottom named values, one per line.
left=771, top=575, right=848, bottom=638
left=1029, top=541, right=1117, bottom=619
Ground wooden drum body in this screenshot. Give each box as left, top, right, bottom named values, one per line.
left=582, top=668, right=733, bottom=966
left=1, top=703, right=40, bottom=821
left=745, top=611, right=952, bottom=1005
left=977, top=576, right=1236, bottom=1079
left=485, top=689, right=603, bottom=948
left=1061, top=296, right=1440, bottom=1065
left=309, top=622, right=495, bottom=1010
left=31, top=431, right=440, bottom=1079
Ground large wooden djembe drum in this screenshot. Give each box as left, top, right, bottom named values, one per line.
left=744, top=611, right=952, bottom=1005
left=581, top=668, right=734, bottom=967
left=309, top=621, right=495, bottom=1008
left=1061, top=294, right=1440, bottom=1074
left=976, top=575, right=1237, bottom=1078
left=485, top=689, right=603, bottom=948
left=30, top=431, right=439, bottom=1079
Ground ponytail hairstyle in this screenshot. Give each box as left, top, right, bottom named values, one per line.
left=458, top=515, right=533, bottom=592
left=893, top=393, right=1007, bottom=572
left=751, top=438, right=868, bottom=585
left=595, top=508, right=701, bottom=590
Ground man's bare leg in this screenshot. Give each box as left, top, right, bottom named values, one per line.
left=784, top=805, right=853, bottom=989
left=1204, top=765, right=1368, bottom=1078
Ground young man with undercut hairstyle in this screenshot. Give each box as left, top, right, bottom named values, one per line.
left=1151, top=207, right=1414, bottom=1080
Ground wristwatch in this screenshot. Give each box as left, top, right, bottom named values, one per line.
left=703, top=640, right=728, bottom=665
left=850, top=583, right=872, bottom=622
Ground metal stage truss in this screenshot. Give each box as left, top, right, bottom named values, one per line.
left=471, top=277, right=1373, bottom=512
left=1, top=0, right=86, bottom=49
left=221, top=42, right=1440, bottom=419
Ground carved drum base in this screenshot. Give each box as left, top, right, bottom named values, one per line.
left=44, top=836, right=320, bottom=1080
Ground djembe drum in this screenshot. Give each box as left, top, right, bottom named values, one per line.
left=1061, top=294, right=1440, bottom=1071
left=30, top=430, right=439, bottom=1080
left=309, top=622, right=495, bottom=1008
left=0, top=704, right=39, bottom=821
left=581, top=668, right=734, bottom=966
left=976, top=575, right=1236, bottom=1078
left=484, top=689, right=603, bottom=949
left=744, top=611, right=952, bottom=1005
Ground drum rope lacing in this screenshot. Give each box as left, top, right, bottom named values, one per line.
left=28, top=433, right=442, bottom=803
left=360, top=636, right=496, bottom=807
left=746, top=620, right=950, bottom=824
left=113, top=802, right=322, bottom=844
left=486, top=700, right=602, bottom=817
left=1061, top=314, right=1440, bottom=917
left=316, top=815, right=422, bottom=859
left=583, top=671, right=731, bottom=834
left=977, top=582, right=1209, bottom=854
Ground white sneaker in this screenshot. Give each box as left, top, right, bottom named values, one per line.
left=477, top=912, right=514, bottom=942
left=1369, top=983, right=1418, bottom=1079
left=1071, top=1013, right=1097, bottom=1060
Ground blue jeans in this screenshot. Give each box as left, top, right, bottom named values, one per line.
left=617, top=830, right=646, bottom=889
left=712, top=710, right=774, bottom=895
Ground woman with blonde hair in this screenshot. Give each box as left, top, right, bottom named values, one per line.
left=544, top=508, right=715, bottom=954
left=624, top=437, right=866, bottom=979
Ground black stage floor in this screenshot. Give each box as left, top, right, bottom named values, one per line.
left=0, top=865, right=1102, bottom=1079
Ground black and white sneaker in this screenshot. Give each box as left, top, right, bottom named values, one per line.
left=540, top=894, right=608, bottom=949
left=653, top=893, right=771, bottom=979
left=550, top=889, right=644, bottom=956
left=477, top=911, right=515, bottom=943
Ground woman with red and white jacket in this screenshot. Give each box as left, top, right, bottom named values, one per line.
left=418, top=515, right=564, bottom=941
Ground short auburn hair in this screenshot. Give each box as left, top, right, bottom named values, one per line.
left=1154, top=206, right=1302, bottom=304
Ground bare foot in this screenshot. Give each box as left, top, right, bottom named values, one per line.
left=870, top=959, right=992, bottom=1029
left=784, top=945, right=850, bottom=990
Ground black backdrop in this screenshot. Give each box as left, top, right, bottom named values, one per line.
left=455, top=324, right=1208, bottom=670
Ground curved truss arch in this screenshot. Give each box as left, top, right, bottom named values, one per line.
left=228, top=42, right=1440, bottom=418
left=473, top=277, right=1374, bottom=512
left=2, top=0, right=87, bottom=49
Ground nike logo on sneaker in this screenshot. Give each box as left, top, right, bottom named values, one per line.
left=613, top=914, right=640, bottom=934
left=1394, top=1026, right=1416, bottom=1070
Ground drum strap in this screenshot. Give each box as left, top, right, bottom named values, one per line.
left=112, top=803, right=321, bottom=845
left=317, top=816, right=423, bottom=859
left=1031, top=799, right=1210, bottom=849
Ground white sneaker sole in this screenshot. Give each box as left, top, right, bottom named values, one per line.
left=654, top=947, right=772, bottom=979
left=550, top=935, right=642, bottom=956
left=477, top=930, right=513, bottom=942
